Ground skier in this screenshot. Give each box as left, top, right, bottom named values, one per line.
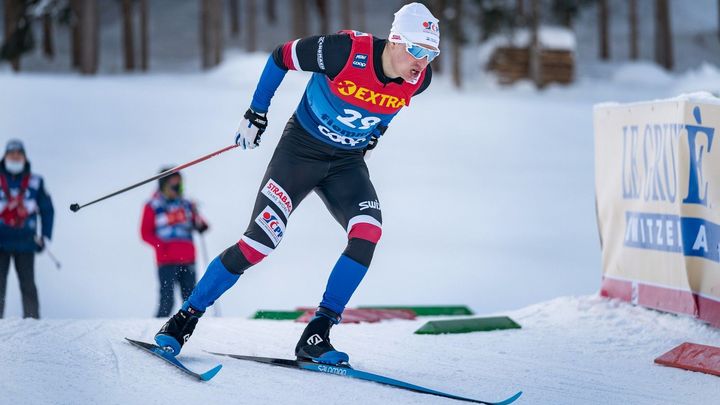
left=141, top=168, right=209, bottom=317
left=155, top=3, right=439, bottom=365
left=0, top=139, right=54, bottom=319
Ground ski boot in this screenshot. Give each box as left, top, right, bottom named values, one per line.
left=295, top=307, right=349, bottom=365
left=154, top=302, right=203, bottom=356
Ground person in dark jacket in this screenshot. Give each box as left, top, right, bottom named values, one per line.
left=0, top=139, right=54, bottom=319
left=141, top=168, right=209, bottom=317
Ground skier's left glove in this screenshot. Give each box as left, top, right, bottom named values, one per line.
left=235, top=108, right=268, bottom=150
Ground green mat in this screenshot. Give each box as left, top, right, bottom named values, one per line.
left=414, top=316, right=521, bottom=334
left=358, top=305, right=474, bottom=316
left=251, top=310, right=305, bottom=320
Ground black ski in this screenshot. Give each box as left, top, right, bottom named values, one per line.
left=126, top=338, right=222, bottom=381
left=207, top=351, right=522, bottom=404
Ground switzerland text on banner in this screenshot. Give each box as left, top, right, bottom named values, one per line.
left=593, top=93, right=720, bottom=327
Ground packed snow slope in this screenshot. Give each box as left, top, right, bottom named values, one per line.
left=1, top=296, right=720, bottom=405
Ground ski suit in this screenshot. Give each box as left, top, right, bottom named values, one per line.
left=187, top=31, right=432, bottom=317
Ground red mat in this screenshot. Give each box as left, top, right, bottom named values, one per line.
left=295, top=308, right=416, bottom=323
left=654, top=342, right=720, bottom=377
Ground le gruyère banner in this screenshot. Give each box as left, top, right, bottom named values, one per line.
left=594, top=93, right=720, bottom=326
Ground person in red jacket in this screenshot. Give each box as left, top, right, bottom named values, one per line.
left=141, top=169, right=208, bottom=317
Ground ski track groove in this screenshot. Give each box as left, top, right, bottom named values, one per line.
left=107, top=338, right=122, bottom=379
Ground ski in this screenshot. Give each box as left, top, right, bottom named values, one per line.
left=207, top=352, right=521, bottom=404
left=125, top=338, right=222, bottom=381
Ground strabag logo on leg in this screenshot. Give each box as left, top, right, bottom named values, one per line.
left=255, top=206, right=285, bottom=246
left=262, top=179, right=293, bottom=218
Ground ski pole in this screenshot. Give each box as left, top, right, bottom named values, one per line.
left=44, top=245, right=62, bottom=270
left=45, top=248, right=62, bottom=271
left=36, top=236, right=61, bottom=270
left=70, top=144, right=239, bottom=213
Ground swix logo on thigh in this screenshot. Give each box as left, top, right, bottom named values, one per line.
left=255, top=206, right=285, bottom=246
left=358, top=200, right=380, bottom=211
left=262, top=179, right=292, bottom=218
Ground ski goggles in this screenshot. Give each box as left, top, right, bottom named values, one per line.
left=389, top=33, right=440, bottom=62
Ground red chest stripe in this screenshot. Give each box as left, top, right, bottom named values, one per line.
left=327, top=31, right=424, bottom=115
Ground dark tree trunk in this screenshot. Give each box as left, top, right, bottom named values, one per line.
left=213, top=0, right=223, bottom=65
left=229, top=0, right=240, bottom=37
left=451, top=0, right=462, bottom=88
left=71, top=0, right=80, bottom=68
left=42, top=13, right=55, bottom=59
left=140, top=0, right=149, bottom=70
left=529, top=0, right=542, bottom=88
left=654, top=0, right=673, bottom=70
left=516, top=0, right=524, bottom=17
left=3, top=0, right=22, bottom=71
left=201, top=0, right=223, bottom=68
left=316, top=0, right=329, bottom=34
left=121, top=0, right=135, bottom=71
left=292, top=0, right=308, bottom=38
left=78, top=0, right=99, bottom=74
left=200, top=0, right=212, bottom=68
left=430, top=0, right=446, bottom=74
left=629, top=0, right=638, bottom=60
left=200, top=0, right=209, bottom=68
left=598, top=0, right=610, bottom=60
left=340, top=0, right=351, bottom=30
left=266, top=0, right=277, bottom=24
left=246, top=0, right=257, bottom=52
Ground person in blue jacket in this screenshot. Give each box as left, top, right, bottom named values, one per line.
left=0, top=140, right=54, bottom=318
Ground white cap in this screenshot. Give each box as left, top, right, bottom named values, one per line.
left=389, top=3, right=440, bottom=49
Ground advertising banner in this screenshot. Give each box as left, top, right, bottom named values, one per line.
left=594, top=93, right=720, bottom=326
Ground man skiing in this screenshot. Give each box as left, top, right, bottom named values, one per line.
left=155, top=3, right=439, bottom=365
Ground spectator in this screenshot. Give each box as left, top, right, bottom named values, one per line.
left=0, top=139, right=54, bottom=319
left=141, top=168, right=208, bottom=317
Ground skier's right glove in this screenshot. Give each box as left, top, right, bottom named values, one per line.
left=363, top=124, right=387, bottom=160
left=235, top=108, right=268, bottom=150
left=363, top=136, right=380, bottom=156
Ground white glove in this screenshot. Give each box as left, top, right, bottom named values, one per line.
left=235, top=108, right=268, bottom=150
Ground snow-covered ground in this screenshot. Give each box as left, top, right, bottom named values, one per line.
left=2, top=296, right=720, bottom=404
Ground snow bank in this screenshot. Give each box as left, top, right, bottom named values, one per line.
left=1, top=296, right=718, bottom=404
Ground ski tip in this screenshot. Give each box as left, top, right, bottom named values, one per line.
left=494, top=391, right=522, bottom=405
left=200, top=364, right=223, bottom=381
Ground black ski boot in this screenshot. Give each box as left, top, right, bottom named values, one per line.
left=154, top=303, right=203, bottom=356
left=295, top=307, right=349, bottom=365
